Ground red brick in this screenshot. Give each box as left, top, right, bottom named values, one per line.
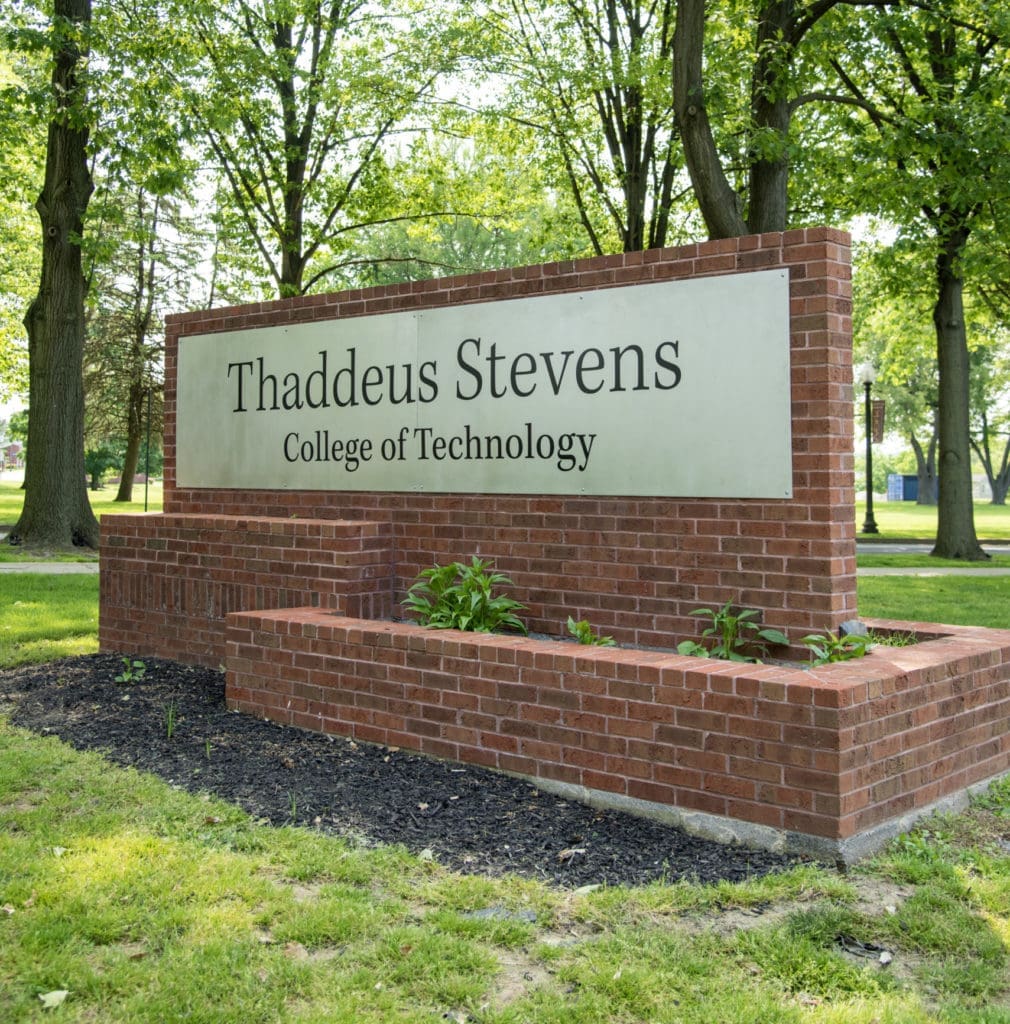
left=107, top=234, right=1010, bottom=852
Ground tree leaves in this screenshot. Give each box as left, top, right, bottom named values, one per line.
left=153, top=0, right=467, bottom=296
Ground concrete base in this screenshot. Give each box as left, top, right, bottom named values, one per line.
left=527, top=767, right=1010, bottom=865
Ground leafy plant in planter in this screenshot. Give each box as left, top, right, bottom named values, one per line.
left=677, top=601, right=788, bottom=663
left=404, top=557, right=527, bottom=634
left=567, top=616, right=617, bottom=647
left=801, top=630, right=873, bottom=666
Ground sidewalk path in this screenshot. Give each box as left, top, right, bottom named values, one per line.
left=2, top=559, right=1009, bottom=577
left=858, top=566, right=1010, bottom=577
left=857, top=542, right=1010, bottom=555
left=856, top=541, right=1010, bottom=575
left=0, top=562, right=99, bottom=574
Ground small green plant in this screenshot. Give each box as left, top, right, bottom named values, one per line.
left=204, top=739, right=213, bottom=760
left=164, top=700, right=177, bottom=740
left=869, top=629, right=917, bottom=648
left=567, top=616, right=616, bottom=647
left=801, top=630, right=872, bottom=666
left=403, top=556, right=527, bottom=634
left=970, top=775, right=1010, bottom=816
left=115, top=657, right=146, bottom=683
left=677, top=601, right=788, bottom=663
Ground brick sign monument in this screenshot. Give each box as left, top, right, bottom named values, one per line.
left=101, top=228, right=1010, bottom=862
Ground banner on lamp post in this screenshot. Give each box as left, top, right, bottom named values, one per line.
left=871, top=399, right=885, bottom=444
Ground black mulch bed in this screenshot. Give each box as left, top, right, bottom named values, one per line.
left=2, top=653, right=818, bottom=888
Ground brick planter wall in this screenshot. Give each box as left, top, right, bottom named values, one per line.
left=225, top=609, right=1010, bottom=861
left=147, top=228, right=856, bottom=649
left=100, top=514, right=393, bottom=666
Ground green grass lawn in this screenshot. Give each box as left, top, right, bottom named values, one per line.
left=0, top=478, right=163, bottom=562
left=4, top=716, right=1005, bottom=1024
left=1, top=564, right=1009, bottom=1020
left=0, top=575, right=99, bottom=668
left=857, top=499, right=1010, bottom=540
left=0, top=477, right=164, bottom=523
left=1, top=665, right=1009, bottom=1022
left=858, top=576, right=1010, bottom=629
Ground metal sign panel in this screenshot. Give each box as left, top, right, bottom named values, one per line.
left=176, top=269, right=793, bottom=497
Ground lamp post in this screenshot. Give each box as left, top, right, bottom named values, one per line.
left=855, top=360, right=879, bottom=535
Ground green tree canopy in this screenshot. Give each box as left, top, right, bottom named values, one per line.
left=0, top=45, right=43, bottom=403
left=150, top=0, right=470, bottom=298
left=826, top=0, right=1010, bottom=557
left=483, top=0, right=686, bottom=254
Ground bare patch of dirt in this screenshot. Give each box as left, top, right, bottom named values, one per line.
left=487, top=950, right=556, bottom=1007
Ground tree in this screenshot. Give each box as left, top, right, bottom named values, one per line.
left=7, top=409, right=29, bottom=446
left=968, top=338, right=1010, bottom=505
left=669, top=1, right=1004, bottom=556
left=672, top=0, right=886, bottom=238
left=487, top=0, right=686, bottom=254
left=827, top=2, right=1010, bottom=558
left=343, top=132, right=595, bottom=285
left=855, top=235, right=1010, bottom=508
left=83, top=185, right=166, bottom=501
left=84, top=441, right=120, bottom=490
left=157, top=0, right=461, bottom=298
left=10, top=0, right=100, bottom=549
left=0, top=47, right=43, bottom=403
left=853, top=240, right=940, bottom=505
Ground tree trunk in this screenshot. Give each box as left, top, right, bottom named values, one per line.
left=276, top=20, right=308, bottom=297
left=673, top=0, right=747, bottom=239
left=909, top=430, right=938, bottom=506
left=675, top=0, right=797, bottom=238
left=11, top=0, right=99, bottom=550
left=114, top=384, right=146, bottom=502
left=931, top=225, right=986, bottom=559
left=746, top=0, right=793, bottom=234
left=972, top=446, right=1010, bottom=506
left=115, top=191, right=159, bottom=502
left=969, top=410, right=1010, bottom=506
left=618, top=84, right=647, bottom=252
left=992, top=473, right=1009, bottom=506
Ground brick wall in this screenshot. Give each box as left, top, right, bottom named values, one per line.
left=98, top=229, right=1010, bottom=855
left=151, top=228, right=856, bottom=647
left=225, top=609, right=1010, bottom=853
left=100, top=514, right=393, bottom=666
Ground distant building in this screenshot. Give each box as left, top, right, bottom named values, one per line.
left=3, top=443, right=23, bottom=470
